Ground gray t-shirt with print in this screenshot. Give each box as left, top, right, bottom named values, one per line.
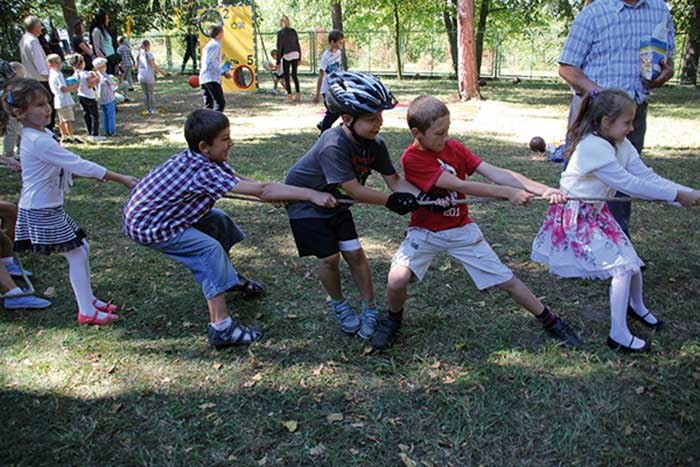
left=285, top=126, right=396, bottom=219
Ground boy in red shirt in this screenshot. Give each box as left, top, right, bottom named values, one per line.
left=371, top=95, right=581, bottom=350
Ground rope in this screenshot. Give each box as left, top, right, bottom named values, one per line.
left=222, top=194, right=670, bottom=205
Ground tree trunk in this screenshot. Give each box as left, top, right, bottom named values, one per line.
left=458, top=0, right=480, bottom=100
left=331, top=2, right=348, bottom=70
left=680, top=0, right=700, bottom=85
left=391, top=0, right=403, bottom=79
left=442, top=0, right=458, bottom=76
left=475, top=0, right=489, bottom=76
left=61, top=0, right=80, bottom=39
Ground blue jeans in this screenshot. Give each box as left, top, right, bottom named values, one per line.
left=145, top=208, right=246, bottom=299
left=100, top=100, right=116, bottom=135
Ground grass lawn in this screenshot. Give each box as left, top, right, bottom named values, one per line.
left=1, top=75, right=699, bottom=465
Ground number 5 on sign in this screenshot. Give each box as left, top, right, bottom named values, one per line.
left=197, top=5, right=257, bottom=92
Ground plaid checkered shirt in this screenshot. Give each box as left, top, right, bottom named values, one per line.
left=559, top=0, right=675, bottom=103
left=123, top=149, right=239, bottom=244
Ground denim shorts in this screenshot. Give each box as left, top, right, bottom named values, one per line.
left=146, top=208, right=245, bottom=299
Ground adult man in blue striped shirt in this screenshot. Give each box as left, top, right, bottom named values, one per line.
left=558, top=0, right=675, bottom=238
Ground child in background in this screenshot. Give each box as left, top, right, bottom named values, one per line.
left=313, top=30, right=345, bottom=133
left=284, top=71, right=424, bottom=340
left=137, top=40, right=168, bottom=115
left=372, top=95, right=580, bottom=350
left=93, top=57, right=117, bottom=136
left=116, top=36, right=135, bottom=92
left=199, top=25, right=230, bottom=112
left=3, top=78, right=137, bottom=324
left=47, top=54, right=81, bottom=144
left=1, top=61, right=25, bottom=166
left=532, top=88, right=700, bottom=353
left=69, top=54, right=104, bottom=142
left=264, top=49, right=284, bottom=94
left=123, top=109, right=337, bottom=349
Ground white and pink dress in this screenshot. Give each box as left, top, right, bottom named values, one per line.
left=531, top=134, right=690, bottom=279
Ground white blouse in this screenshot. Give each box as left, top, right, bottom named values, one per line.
left=560, top=134, right=689, bottom=203
left=18, top=128, right=107, bottom=210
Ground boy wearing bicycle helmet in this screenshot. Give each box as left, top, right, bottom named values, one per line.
left=284, top=71, right=433, bottom=340
left=371, top=95, right=582, bottom=351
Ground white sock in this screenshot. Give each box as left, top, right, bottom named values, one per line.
left=210, top=316, right=232, bottom=331
left=629, top=271, right=658, bottom=325
left=1, top=257, right=14, bottom=266
left=61, top=246, right=97, bottom=317
left=5, top=287, right=23, bottom=296
left=94, top=298, right=109, bottom=308
left=609, top=272, right=646, bottom=349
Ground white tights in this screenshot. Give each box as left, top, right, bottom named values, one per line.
left=61, top=240, right=101, bottom=318
left=609, top=270, right=656, bottom=349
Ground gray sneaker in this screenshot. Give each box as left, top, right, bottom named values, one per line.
left=358, top=308, right=378, bottom=340
left=207, top=320, right=262, bottom=350
left=331, top=300, right=360, bottom=334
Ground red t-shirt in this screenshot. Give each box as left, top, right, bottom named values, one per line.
left=401, top=139, right=483, bottom=232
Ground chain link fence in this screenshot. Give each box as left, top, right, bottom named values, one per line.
left=129, top=29, right=692, bottom=84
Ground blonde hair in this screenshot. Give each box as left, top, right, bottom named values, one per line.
left=407, top=95, right=450, bottom=132
left=93, top=57, right=108, bottom=69
left=46, top=54, right=63, bottom=66
left=280, top=15, right=290, bottom=28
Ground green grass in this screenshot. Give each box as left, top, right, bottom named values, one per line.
left=1, top=75, right=699, bottom=465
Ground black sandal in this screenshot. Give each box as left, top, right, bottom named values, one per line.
left=208, top=322, right=263, bottom=350
left=627, top=306, right=663, bottom=330
left=370, top=318, right=401, bottom=350
left=227, top=275, right=266, bottom=299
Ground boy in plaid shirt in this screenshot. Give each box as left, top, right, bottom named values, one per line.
left=123, top=109, right=337, bottom=349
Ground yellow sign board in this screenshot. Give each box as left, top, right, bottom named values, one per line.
left=196, top=6, right=257, bottom=92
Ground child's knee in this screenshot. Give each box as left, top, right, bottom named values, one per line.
left=387, top=266, right=412, bottom=292
left=320, top=253, right=341, bottom=270
left=341, top=248, right=367, bottom=267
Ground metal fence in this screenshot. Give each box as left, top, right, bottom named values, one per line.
left=130, top=29, right=693, bottom=84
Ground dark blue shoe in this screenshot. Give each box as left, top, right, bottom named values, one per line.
left=546, top=318, right=582, bottom=348
left=207, top=320, right=262, bottom=350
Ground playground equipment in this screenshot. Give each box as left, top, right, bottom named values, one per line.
left=196, top=4, right=257, bottom=92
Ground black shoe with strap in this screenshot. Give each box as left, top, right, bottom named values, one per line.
left=370, top=317, right=401, bottom=350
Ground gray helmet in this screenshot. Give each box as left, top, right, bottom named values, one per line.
left=326, top=71, right=397, bottom=116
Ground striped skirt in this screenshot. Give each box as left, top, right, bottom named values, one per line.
left=14, top=207, right=87, bottom=255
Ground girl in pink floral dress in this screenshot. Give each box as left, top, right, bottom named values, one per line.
left=531, top=89, right=700, bottom=353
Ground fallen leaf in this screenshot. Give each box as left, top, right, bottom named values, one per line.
left=282, top=420, right=298, bottom=432
left=198, top=402, right=216, bottom=410
left=106, top=363, right=117, bottom=374
left=398, top=443, right=410, bottom=452
left=327, top=413, right=344, bottom=423
left=430, top=361, right=442, bottom=369
left=309, top=443, right=326, bottom=456
left=624, top=425, right=633, bottom=436
left=43, top=287, right=57, bottom=298
left=212, top=362, right=223, bottom=371
left=635, top=386, right=645, bottom=395
left=454, top=343, right=466, bottom=351
left=287, top=314, right=298, bottom=320
left=399, top=452, right=417, bottom=467
left=112, top=402, right=124, bottom=414
left=257, top=455, right=268, bottom=466
left=350, top=448, right=360, bottom=455
left=442, top=376, right=456, bottom=384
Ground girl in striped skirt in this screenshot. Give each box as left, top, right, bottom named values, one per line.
left=4, top=78, right=138, bottom=325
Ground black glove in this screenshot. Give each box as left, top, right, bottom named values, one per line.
left=416, top=191, right=452, bottom=213
left=385, top=192, right=419, bottom=215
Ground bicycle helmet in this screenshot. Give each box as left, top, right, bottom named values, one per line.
left=326, top=71, right=397, bottom=117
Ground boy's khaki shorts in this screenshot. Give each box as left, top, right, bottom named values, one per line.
left=391, top=223, right=513, bottom=290
left=56, top=106, right=75, bottom=123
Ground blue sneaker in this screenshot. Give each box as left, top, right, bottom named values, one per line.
left=3, top=294, right=51, bottom=310
left=5, top=262, right=32, bottom=277
left=358, top=309, right=378, bottom=340
left=331, top=300, right=360, bottom=334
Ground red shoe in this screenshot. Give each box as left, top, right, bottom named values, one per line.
left=93, top=298, right=118, bottom=313
left=78, top=311, right=120, bottom=325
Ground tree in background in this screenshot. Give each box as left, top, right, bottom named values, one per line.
left=670, top=0, right=699, bottom=85
left=457, top=0, right=479, bottom=100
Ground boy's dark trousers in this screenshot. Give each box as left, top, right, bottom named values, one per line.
left=201, top=82, right=226, bottom=112
left=319, top=93, right=341, bottom=132
left=79, top=96, right=100, bottom=136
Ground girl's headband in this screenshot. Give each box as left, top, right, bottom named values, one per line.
left=589, top=88, right=601, bottom=100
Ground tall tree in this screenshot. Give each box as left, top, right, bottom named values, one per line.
left=673, top=0, right=700, bottom=85
left=457, top=0, right=479, bottom=99
left=60, top=0, right=80, bottom=38
left=442, top=0, right=458, bottom=75
left=390, top=0, right=403, bottom=79
left=330, top=1, right=348, bottom=69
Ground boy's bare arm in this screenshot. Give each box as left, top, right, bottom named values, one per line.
left=434, top=170, right=533, bottom=205
left=340, top=179, right=391, bottom=205
left=382, top=173, right=421, bottom=196
left=230, top=180, right=337, bottom=207
left=313, top=70, right=324, bottom=103
left=476, top=162, right=553, bottom=195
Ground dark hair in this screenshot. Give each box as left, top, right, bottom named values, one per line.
left=565, top=88, right=635, bottom=159
left=328, top=29, right=344, bottom=43
left=2, top=78, right=50, bottom=117
left=73, top=20, right=85, bottom=35
left=208, top=24, right=223, bottom=38
left=185, top=109, right=229, bottom=152
left=68, top=54, right=84, bottom=68
left=407, top=95, right=450, bottom=132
